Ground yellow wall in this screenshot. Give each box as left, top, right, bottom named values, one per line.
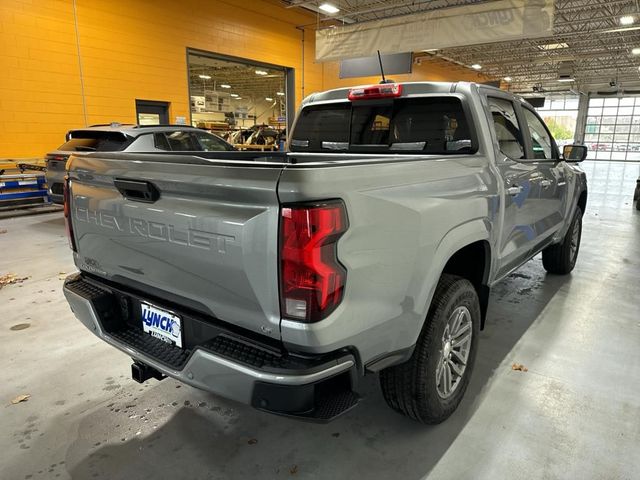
left=0, top=0, right=490, bottom=159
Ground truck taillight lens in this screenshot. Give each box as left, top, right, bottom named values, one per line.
left=280, top=201, right=348, bottom=323
left=63, top=178, right=77, bottom=252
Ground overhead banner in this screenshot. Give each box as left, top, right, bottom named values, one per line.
left=316, top=0, right=554, bottom=62
left=340, top=52, right=413, bottom=78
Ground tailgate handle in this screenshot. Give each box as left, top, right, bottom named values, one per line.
left=114, top=178, right=160, bottom=203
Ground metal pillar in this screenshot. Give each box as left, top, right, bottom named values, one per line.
left=574, top=92, right=589, bottom=145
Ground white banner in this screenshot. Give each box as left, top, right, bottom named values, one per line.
left=316, top=0, right=554, bottom=62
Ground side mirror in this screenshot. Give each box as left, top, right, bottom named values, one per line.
left=563, top=144, right=588, bottom=162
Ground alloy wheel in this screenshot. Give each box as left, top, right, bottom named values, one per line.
left=436, top=306, right=473, bottom=399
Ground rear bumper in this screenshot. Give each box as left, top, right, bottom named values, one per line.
left=63, top=273, right=359, bottom=421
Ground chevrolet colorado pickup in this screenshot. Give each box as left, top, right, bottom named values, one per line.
left=63, top=82, right=588, bottom=424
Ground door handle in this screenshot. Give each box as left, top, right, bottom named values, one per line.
left=540, top=179, right=552, bottom=188
left=114, top=178, right=160, bottom=203
left=507, top=185, right=523, bottom=196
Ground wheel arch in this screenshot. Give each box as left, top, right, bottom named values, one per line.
left=577, top=189, right=587, bottom=215
left=440, top=240, right=492, bottom=329
left=422, top=220, right=493, bottom=333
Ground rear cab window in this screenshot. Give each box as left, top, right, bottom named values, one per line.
left=290, top=96, right=476, bottom=154
left=58, top=131, right=132, bottom=152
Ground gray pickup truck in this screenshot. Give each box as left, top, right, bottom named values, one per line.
left=63, top=82, right=588, bottom=424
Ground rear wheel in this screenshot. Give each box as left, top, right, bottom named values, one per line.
left=542, top=206, right=583, bottom=274
left=379, top=274, right=480, bottom=424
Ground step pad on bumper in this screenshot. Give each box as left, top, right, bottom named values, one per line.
left=111, top=327, right=191, bottom=370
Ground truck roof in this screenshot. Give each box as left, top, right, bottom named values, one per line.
left=302, top=81, right=506, bottom=105
left=67, top=124, right=205, bottom=138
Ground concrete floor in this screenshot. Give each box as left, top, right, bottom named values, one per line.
left=1, top=160, right=639, bottom=480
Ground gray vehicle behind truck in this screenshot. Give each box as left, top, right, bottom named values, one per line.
left=63, top=82, right=588, bottom=423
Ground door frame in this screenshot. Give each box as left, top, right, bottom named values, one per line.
left=135, top=99, right=170, bottom=125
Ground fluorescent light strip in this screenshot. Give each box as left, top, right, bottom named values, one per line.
left=319, top=3, right=340, bottom=14
left=603, top=25, right=640, bottom=33
left=620, top=15, right=635, bottom=26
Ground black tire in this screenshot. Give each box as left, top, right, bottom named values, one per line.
left=636, top=197, right=640, bottom=211
left=542, top=206, right=583, bottom=275
left=379, top=274, right=480, bottom=424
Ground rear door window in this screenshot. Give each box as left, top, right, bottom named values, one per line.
left=192, top=130, right=234, bottom=151
left=58, top=131, right=131, bottom=152
left=290, top=97, right=474, bottom=154
left=164, top=131, right=200, bottom=151
left=153, top=133, right=171, bottom=150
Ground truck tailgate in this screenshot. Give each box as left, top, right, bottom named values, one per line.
left=67, top=153, right=285, bottom=340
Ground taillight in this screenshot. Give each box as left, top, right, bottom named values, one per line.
left=280, top=201, right=348, bottom=322
left=348, top=83, right=402, bottom=101
left=63, top=177, right=77, bottom=252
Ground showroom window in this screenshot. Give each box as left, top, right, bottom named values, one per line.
left=585, top=97, right=640, bottom=161
left=187, top=50, right=291, bottom=150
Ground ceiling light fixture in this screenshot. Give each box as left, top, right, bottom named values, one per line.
left=471, top=64, right=482, bottom=70
left=276, top=91, right=285, bottom=96
left=198, top=74, right=211, bottom=79
left=255, top=70, right=268, bottom=75
left=265, top=97, right=273, bottom=101
left=603, top=25, right=640, bottom=33
left=632, top=47, right=640, bottom=55
left=538, top=42, right=569, bottom=50
left=233, top=97, right=242, bottom=100
left=557, top=78, right=575, bottom=82
left=319, top=3, right=340, bottom=14
left=220, top=84, right=231, bottom=88
left=620, top=15, right=635, bottom=26
left=503, top=77, right=512, bottom=82
left=230, top=93, right=239, bottom=97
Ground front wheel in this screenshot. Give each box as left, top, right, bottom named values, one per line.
left=379, top=274, right=480, bottom=424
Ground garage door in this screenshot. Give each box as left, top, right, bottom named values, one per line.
left=585, top=97, right=640, bottom=161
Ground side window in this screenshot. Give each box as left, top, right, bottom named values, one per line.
left=164, top=131, right=199, bottom=151
left=192, top=130, right=231, bottom=151
left=523, top=108, right=555, bottom=159
left=487, top=97, right=525, bottom=159
left=153, top=133, right=171, bottom=151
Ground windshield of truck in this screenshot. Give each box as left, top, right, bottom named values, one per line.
left=290, top=97, right=475, bottom=154
left=57, top=131, right=132, bottom=152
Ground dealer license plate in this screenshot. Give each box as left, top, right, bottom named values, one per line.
left=141, top=302, right=183, bottom=348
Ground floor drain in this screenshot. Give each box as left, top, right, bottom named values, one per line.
left=10, top=323, right=30, bottom=331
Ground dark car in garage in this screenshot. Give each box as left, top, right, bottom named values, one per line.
left=45, top=124, right=234, bottom=204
